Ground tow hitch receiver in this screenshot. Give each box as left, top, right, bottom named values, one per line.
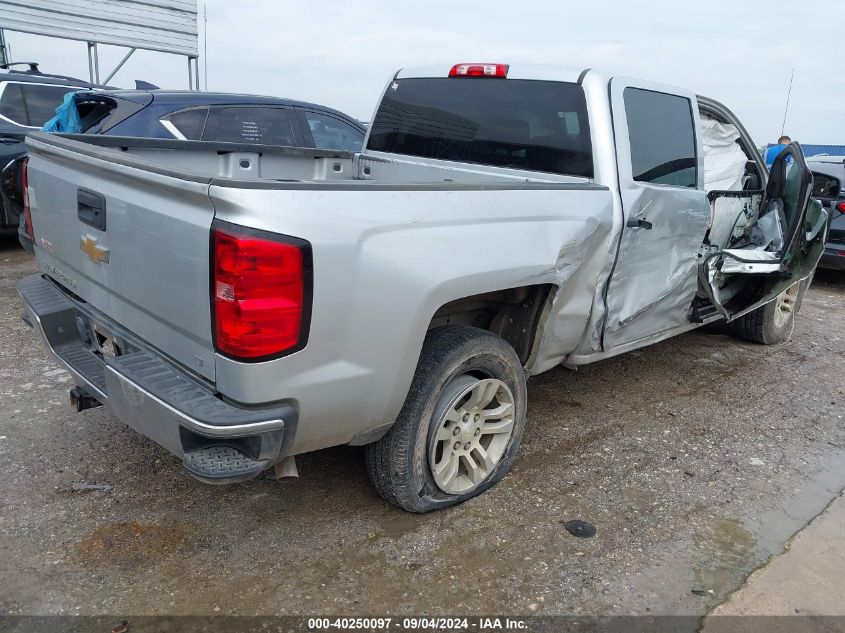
left=70, top=386, right=102, bottom=413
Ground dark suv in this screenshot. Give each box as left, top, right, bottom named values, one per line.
left=75, top=90, right=366, bottom=151
left=0, top=65, right=106, bottom=236
left=2, top=85, right=366, bottom=246
left=807, top=155, right=845, bottom=270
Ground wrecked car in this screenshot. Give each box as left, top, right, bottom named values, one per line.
left=17, top=63, right=827, bottom=512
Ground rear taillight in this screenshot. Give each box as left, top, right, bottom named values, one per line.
left=448, top=63, right=509, bottom=78
left=836, top=201, right=845, bottom=213
left=21, top=159, right=34, bottom=241
left=211, top=223, right=311, bottom=360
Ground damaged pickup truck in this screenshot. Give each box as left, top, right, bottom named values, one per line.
left=17, top=63, right=827, bottom=512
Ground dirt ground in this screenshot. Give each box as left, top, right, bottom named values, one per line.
left=1, top=238, right=844, bottom=619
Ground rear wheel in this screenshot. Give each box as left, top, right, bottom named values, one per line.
left=731, top=281, right=802, bottom=344
left=366, top=326, right=527, bottom=513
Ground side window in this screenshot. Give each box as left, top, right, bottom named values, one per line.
left=302, top=110, right=364, bottom=151
left=202, top=106, right=296, bottom=145
left=0, top=83, right=78, bottom=126
left=0, top=83, right=28, bottom=124
left=22, top=84, right=78, bottom=126
left=624, top=88, right=697, bottom=188
left=161, top=107, right=208, bottom=140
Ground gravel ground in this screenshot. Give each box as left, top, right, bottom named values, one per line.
left=1, top=240, right=844, bottom=618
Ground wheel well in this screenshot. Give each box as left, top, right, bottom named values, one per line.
left=428, top=285, right=555, bottom=364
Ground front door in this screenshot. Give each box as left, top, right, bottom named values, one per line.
left=602, top=78, right=711, bottom=350
left=699, top=143, right=827, bottom=320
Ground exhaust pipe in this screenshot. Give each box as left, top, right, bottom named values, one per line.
left=271, top=455, right=299, bottom=480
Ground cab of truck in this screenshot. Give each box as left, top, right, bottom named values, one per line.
left=363, top=64, right=826, bottom=354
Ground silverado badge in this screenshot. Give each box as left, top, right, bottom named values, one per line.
left=80, top=234, right=110, bottom=264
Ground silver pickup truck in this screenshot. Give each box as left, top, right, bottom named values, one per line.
left=17, top=63, right=827, bottom=512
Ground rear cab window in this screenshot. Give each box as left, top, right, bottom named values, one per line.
left=623, top=88, right=697, bottom=188
left=0, top=81, right=81, bottom=127
left=367, top=78, right=593, bottom=178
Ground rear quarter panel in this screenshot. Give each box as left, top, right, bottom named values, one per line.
left=209, top=183, right=614, bottom=453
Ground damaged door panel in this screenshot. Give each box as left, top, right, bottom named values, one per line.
left=699, top=143, right=827, bottom=320
left=706, top=191, right=764, bottom=252
left=602, top=79, right=711, bottom=349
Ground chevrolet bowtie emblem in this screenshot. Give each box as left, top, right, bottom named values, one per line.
left=80, top=234, right=110, bottom=264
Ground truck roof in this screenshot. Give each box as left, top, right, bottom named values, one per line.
left=394, top=65, right=702, bottom=102
left=396, top=63, right=588, bottom=84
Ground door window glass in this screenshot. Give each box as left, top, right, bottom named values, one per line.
left=22, top=84, right=78, bottom=125
left=624, top=88, right=697, bottom=188
left=0, top=83, right=27, bottom=124
left=162, top=108, right=208, bottom=140
left=0, top=82, right=78, bottom=126
left=202, top=107, right=296, bottom=145
left=302, top=110, right=363, bottom=151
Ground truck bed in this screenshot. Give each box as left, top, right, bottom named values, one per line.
left=39, top=133, right=586, bottom=186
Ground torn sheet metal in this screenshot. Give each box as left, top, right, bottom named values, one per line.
left=528, top=208, right=616, bottom=374
left=702, top=200, right=788, bottom=311
left=700, top=115, right=747, bottom=192
left=748, top=206, right=785, bottom=252
left=717, top=200, right=786, bottom=274
left=718, top=250, right=782, bottom=274
left=708, top=193, right=762, bottom=250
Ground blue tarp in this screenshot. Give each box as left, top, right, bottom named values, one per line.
left=41, top=91, right=82, bottom=133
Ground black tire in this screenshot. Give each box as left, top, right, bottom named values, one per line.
left=731, top=281, right=804, bottom=344
left=366, top=326, right=527, bottom=513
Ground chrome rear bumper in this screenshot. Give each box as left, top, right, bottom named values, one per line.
left=18, top=274, right=297, bottom=483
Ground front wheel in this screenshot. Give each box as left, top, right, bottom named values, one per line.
left=366, top=326, right=527, bottom=513
left=731, top=281, right=803, bottom=344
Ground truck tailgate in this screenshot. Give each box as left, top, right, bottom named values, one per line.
left=25, top=135, right=217, bottom=381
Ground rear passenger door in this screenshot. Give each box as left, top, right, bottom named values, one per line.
left=602, top=79, right=711, bottom=350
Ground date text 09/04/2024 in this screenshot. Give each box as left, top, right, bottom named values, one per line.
left=307, top=617, right=528, bottom=630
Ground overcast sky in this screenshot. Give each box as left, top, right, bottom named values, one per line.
left=4, top=0, right=844, bottom=145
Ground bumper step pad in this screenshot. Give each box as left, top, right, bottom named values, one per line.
left=182, top=446, right=270, bottom=484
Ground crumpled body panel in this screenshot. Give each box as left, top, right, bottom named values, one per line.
left=602, top=187, right=711, bottom=349
left=528, top=214, right=616, bottom=374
